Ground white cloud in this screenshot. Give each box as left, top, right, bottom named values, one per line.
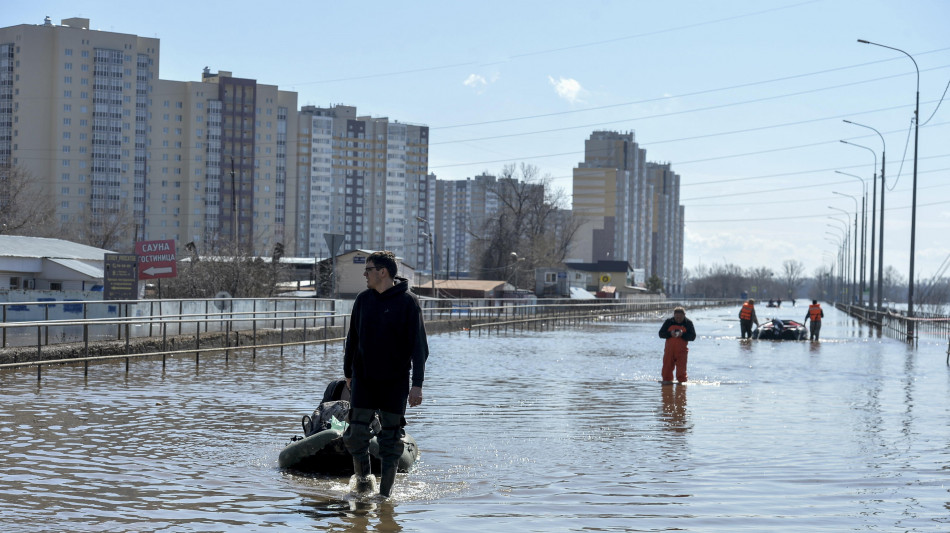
left=463, top=74, right=488, bottom=93
left=548, top=76, right=584, bottom=104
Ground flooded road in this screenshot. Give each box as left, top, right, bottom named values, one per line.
left=1, top=304, right=948, bottom=532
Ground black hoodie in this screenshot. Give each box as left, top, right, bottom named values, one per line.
left=344, top=276, right=428, bottom=387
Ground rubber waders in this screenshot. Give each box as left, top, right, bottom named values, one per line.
left=379, top=462, right=397, bottom=497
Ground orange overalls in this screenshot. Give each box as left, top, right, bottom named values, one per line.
left=662, top=323, right=689, bottom=382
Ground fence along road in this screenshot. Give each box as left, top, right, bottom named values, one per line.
left=0, top=297, right=738, bottom=381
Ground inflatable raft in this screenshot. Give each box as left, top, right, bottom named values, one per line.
left=278, top=424, right=419, bottom=474
left=753, top=318, right=808, bottom=340
left=278, top=380, right=419, bottom=474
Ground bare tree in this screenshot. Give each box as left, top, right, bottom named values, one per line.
left=746, top=266, right=775, bottom=299
left=157, top=241, right=291, bottom=299
left=0, top=166, right=56, bottom=236
left=54, top=201, right=136, bottom=252
left=881, top=265, right=906, bottom=305
left=810, top=265, right=833, bottom=300
left=471, top=163, right=579, bottom=287
left=780, top=259, right=806, bottom=300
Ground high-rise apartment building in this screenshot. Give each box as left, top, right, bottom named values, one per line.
left=572, top=131, right=684, bottom=293
left=0, top=17, right=159, bottom=245
left=572, top=131, right=652, bottom=269
left=2, top=18, right=430, bottom=266
left=148, top=70, right=298, bottom=255
left=646, top=162, right=684, bottom=294
left=434, top=173, right=500, bottom=274
left=296, top=105, right=430, bottom=269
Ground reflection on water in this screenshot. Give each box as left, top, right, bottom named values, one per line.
left=659, top=384, right=689, bottom=434
left=1, top=305, right=949, bottom=531
left=297, top=496, right=403, bottom=533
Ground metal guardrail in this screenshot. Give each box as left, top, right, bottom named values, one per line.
left=0, top=296, right=739, bottom=380
left=836, top=303, right=950, bottom=347
left=0, top=297, right=340, bottom=348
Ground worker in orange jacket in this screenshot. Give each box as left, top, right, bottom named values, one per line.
left=804, top=300, right=824, bottom=341
left=738, top=299, right=759, bottom=339
left=658, top=307, right=697, bottom=383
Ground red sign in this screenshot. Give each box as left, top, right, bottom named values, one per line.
left=135, top=239, right=178, bottom=280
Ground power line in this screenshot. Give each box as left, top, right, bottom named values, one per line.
left=430, top=69, right=950, bottom=146
left=433, top=47, right=950, bottom=130
left=686, top=196, right=950, bottom=224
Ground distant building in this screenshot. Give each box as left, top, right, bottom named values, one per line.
left=0, top=235, right=111, bottom=292
left=564, top=259, right=644, bottom=297
left=646, top=162, right=684, bottom=295
left=154, top=69, right=298, bottom=257
left=0, top=18, right=429, bottom=268
left=434, top=173, right=499, bottom=275
left=296, top=105, right=430, bottom=269
left=314, top=249, right=416, bottom=299
left=571, top=131, right=684, bottom=295
left=0, top=17, right=159, bottom=248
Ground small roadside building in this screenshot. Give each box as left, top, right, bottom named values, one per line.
left=315, top=250, right=416, bottom=298
left=0, top=235, right=112, bottom=294
left=411, top=279, right=513, bottom=299
left=564, top=260, right=645, bottom=298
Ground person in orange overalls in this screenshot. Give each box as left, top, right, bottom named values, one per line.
left=738, top=299, right=759, bottom=339
left=658, top=307, right=697, bottom=384
left=804, top=300, right=824, bottom=341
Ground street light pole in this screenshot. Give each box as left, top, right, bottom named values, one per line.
left=839, top=127, right=885, bottom=310
left=825, top=232, right=846, bottom=302
left=415, top=216, right=436, bottom=298
left=829, top=206, right=854, bottom=301
left=858, top=39, right=919, bottom=336
left=834, top=171, right=867, bottom=300
left=833, top=190, right=864, bottom=302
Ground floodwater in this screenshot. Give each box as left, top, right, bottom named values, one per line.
left=1, top=305, right=948, bottom=532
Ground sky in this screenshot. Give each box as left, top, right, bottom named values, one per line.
left=6, top=1, right=950, bottom=290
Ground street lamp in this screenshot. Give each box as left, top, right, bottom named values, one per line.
left=829, top=205, right=854, bottom=301
left=825, top=232, right=847, bottom=302
left=858, top=39, right=919, bottom=333
left=415, top=216, right=436, bottom=298
left=833, top=190, right=863, bottom=302
left=834, top=168, right=871, bottom=306
left=842, top=120, right=886, bottom=310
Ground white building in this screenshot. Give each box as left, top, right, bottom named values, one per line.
left=296, top=105, right=430, bottom=269
left=0, top=235, right=110, bottom=292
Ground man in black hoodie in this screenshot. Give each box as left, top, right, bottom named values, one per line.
left=342, top=250, right=428, bottom=498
